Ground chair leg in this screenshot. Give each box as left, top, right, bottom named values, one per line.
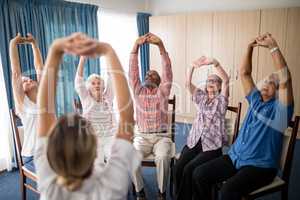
left=132, top=182, right=136, bottom=196
left=281, top=186, right=288, bottom=200
left=19, top=172, right=26, bottom=200
left=169, top=158, right=174, bottom=198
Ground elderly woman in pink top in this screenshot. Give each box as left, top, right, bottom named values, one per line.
left=173, top=56, right=229, bottom=200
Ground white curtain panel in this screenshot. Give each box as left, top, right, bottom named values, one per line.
left=0, top=54, right=14, bottom=171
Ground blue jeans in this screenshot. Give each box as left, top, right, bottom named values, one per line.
left=22, top=156, right=35, bottom=172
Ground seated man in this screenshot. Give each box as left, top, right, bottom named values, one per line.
left=191, top=33, right=294, bottom=200
left=9, top=33, right=43, bottom=171
left=129, top=33, right=173, bottom=200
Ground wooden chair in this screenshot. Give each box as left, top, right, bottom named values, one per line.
left=242, top=116, right=300, bottom=200
left=9, top=109, right=39, bottom=200
left=226, top=102, right=242, bottom=145
left=132, top=95, right=176, bottom=197
left=73, top=98, right=82, bottom=114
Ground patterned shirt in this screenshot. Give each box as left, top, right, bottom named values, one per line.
left=187, top=89, right=228, bottom=152
left=75, top=76, right=117, bottom=137
left=129, top=52, right=173, bottom=133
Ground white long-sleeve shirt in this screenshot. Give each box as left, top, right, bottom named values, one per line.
left=35, top=137, right=141, bottom=200
left=75, top=76, right=117, bottom=137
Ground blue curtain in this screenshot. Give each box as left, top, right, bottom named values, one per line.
left=137, top=12, right=151, bottom=81
left=0, top=0, right=100, bottom=115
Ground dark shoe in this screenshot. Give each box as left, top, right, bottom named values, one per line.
left=136, top=188, right=147, bottom=200
left=157, top=192, right=166, bottom=200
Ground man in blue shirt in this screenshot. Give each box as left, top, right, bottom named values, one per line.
left=191, top=33, right=294, bottom=200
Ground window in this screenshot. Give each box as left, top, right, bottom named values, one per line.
left=0, top=55, right=14, bottom=171
left=98, top=10, right=138, bottom=78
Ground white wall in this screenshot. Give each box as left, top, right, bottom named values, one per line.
left=68, top=0, right=148, bottom=13
left=148, top=0, right=300, bottom=15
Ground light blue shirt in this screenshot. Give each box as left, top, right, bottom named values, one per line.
left=229, top=88, right=294, bottom=169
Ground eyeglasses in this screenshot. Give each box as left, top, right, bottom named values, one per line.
left=206, top=79, right=219, bottom=84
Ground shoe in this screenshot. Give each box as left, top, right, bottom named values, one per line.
left=157, top=192, right=166, bottom=200
left=136, top=188, right=147, bottom=200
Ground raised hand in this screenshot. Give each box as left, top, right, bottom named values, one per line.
left=24, top=33, right=36, bottom=44
left=248, top=38, right=258, bottom=48
left=135, top=35, right=148, bottom=46
left=192, top=56, right=214, bottom=68
left=10, top=33, right=26, bottom=45
left=146, top=33, right=162, bottom=45
left=255, top=33, right=278, bottom=49
left=51, top=33, right=104, bottom=57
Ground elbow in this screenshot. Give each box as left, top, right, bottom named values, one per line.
left=239, top=70, right=251, bottom=77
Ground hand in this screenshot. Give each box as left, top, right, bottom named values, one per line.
left=24, top=33, right=36, bottom=44
left=192, top=56, right=214, bottom=68
left=135, top=35, right=147, bottom=46
left=255, top=33, right=278, bottom=49
left=248, top=38, right=258, bottom=48
left=146, top=33, right=162, bottom=45
left=51, top=33, right=105, bottom=57
left=10, top=33, right=26, bottom=45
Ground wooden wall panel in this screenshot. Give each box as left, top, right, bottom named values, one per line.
left=149, top=7, right=300, bottom=124
left=212, top=11, right=236, bottom=108
left=232, top=10, right=261, bottom=120
left=257, top=9, right=288, bottom=84
left=149, top=16, right=168, bottom=72
left=185, top=12, right=213, bottom=119
left=165, top=15, right=186, bottom=116
left=286, top=8, right=300, bottom=117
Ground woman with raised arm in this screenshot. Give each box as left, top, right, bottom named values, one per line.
left=9, top=33, right=43, bottom=169
left=35, top=33, right=141, bottom=200
left=75, top=56, right=116, bottom=163
left=173, top=56, right=229, bottom=200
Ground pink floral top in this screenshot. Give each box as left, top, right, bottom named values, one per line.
left=187, top=89, right=228, bottom=151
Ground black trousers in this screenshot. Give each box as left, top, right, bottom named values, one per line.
left=192, top=155, right=277, bottom=200
left=173, top=141, right=222, bottom=200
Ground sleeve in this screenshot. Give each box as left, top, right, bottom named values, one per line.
left=218, top=94, right=229, bottom=115
left=74, top=75, right=89, bottom=101
left=159, top=52, right=173, bottom=96
left=272, top=101, right=294, bottom=133
left=246, top=87, right=261, bottom=106
left=129, top=53, right=142, bottom=95
left=104, top=75, right=114, bottom=102
left=192, top=88, right=206, bottom=105
left=100, top=138, right=142, bottom=199
left=34, top=137, right=57, bottom=192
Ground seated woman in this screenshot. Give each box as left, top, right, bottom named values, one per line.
left=191, top=33, right=294, bottom=200
left=173, top=56, right=229, bottom=200
left=35, top=33, right=141, bottom=199
left=75, top=56, right=116, bottom=163
left=9, top=33, right=44, bottom=171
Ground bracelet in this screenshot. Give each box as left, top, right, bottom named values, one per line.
left=270, top=47, right=279, bottom=54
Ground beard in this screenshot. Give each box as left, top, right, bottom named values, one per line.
left=144, top=80, right=157, bottom=88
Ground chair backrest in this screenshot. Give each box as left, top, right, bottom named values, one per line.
left=9, top=109, right=24, bottom=168
left=73, top=98, right=82, bottom=114
left=280, top=116, right=300, bottom=183
left=168, top=95, right=176, bottom=142
left=225, top=102, right=242, bottom=145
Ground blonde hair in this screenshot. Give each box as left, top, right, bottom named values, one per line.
left=85, top=74, right=104, bottom=90
left=47, top=114, right=97, bottom=191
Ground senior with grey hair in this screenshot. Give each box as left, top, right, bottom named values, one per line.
left=74, top=56, right=116, bottom=164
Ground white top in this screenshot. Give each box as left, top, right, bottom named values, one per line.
left=17, top=95, right=38, bottom=157
left=35, top=137, right=142, bottom=200
left=75, top=76, right=116, bottom=137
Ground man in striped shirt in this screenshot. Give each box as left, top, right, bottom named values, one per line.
left=129, top=33, right=173, bottom=200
